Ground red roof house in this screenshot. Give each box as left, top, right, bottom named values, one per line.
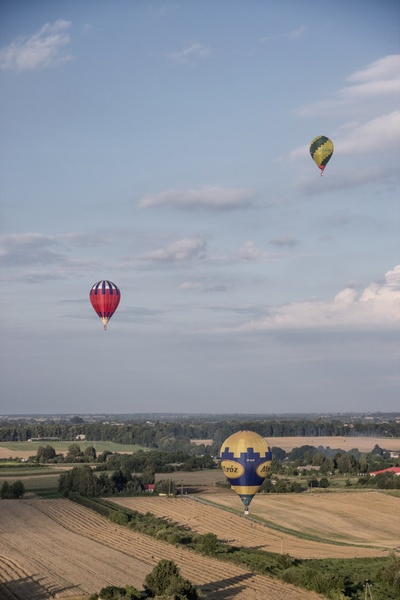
left=370, top=467, right=400, bottom=477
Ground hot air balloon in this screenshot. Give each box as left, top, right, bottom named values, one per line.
left=310, top=135, right=334, bottom=175
left=220, top=430, right=272, bottom=515
left=90, top=280, right=121, bottom=330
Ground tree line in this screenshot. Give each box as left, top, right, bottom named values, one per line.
left=1, top=416, right=399, bottom=447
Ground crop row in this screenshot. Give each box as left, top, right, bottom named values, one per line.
left=112, top=495, right=389, bottom=559
left=31, top=498, right=321, bottom=599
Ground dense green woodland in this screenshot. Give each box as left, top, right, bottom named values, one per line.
left=1, top=416, right=399, bottom=448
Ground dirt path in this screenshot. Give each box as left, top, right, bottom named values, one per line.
left=0, top=498, right=324, bottom=600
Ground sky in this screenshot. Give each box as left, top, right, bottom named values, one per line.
left=0, top=0, right=399, bottom=416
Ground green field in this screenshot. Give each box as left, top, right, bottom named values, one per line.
left=0, top=440, right=147, bottom=454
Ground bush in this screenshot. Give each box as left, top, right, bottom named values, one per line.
left=97, top=584, right=141, bottom=599
left=200, top=532, right=218, bottom=555
left=144, top=559, right=200, bottom=599
left=0, top=480, right=25, bottom=499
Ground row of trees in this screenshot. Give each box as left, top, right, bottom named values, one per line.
left=272, top=444, right=398, bottom=475
left=58, top=465, right=178, bottom=497
left=1, top=416, right=399, bottom=445
left=33, top=443, right=216, bottom=471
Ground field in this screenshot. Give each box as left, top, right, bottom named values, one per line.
left=1, top=436, right=399, bottom=461
left=192, top=436, right=400, bottom=453
left=0, top=440, right=146, bottom=460
left=113, top=491, right=400, bottom=559
left=0, top=498, right=323, bottom=600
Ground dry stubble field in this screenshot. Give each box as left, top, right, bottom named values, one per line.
left=0, top=498, right=324, bottom=600
left=113, top=491, right=400, bottom=560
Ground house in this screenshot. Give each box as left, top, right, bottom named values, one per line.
left=370, top=467, right=400, bottom=477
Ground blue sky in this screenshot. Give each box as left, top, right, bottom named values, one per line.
left=0, top=0, right=399, bottom=415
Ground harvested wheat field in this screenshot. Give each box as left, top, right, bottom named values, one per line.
left=113, top=491, right=400, bottom=560
left=261, top=436, right=400, bottom=453
left=192, top=436, right=400, bottom=453
left=0, top=498, right=324, bottom=600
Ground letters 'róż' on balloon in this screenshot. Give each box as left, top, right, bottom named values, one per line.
left=89, top=280, right=121, bottom=330
left=220, top=430, right=272, bottom=515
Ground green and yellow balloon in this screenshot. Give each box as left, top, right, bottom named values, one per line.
left=310, top=135, right=334, bottom=176
left=220, top=430, right=272, bottom=515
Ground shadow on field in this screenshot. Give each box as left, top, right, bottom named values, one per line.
left=0, top=576, right=80, bottom=600
left=199, top=572, right=254, bottom=598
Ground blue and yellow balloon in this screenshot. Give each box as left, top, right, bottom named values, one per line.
left=220, top=431, right=272, bottom=515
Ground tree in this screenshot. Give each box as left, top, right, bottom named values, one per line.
left=84, top=446, right=97, bottom=462
left=111, top=469, right=128, bottom=492
left=66, top=443, right=84, bottom=462
left=1, top=481, right=11, bottom=498
left=0, top=480, right=25, bottom=498
left=154, top=479, right=177, bottom=496
left=144, top=559, right=200, bottom=599
left=58, top=465, right=99, bottom=497
left=11, top=480, right=25, bottom=498
left=36, top=444, right=56, bottom=463
left=200, top=532, right=218, bottom=555
left=383, top=551, right=400, bottom=595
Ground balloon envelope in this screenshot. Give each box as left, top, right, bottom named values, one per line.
left=220, top=430, right=272, bottom=513
left=90, top=280, right=121, bottom=329
left=310, top=135, right=334, bottom=174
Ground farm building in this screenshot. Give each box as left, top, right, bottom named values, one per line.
left=370, top=467, right=400, bottom=477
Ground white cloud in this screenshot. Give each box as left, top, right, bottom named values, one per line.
left=138, top=186, right=257, bottom=211
left=285, top=25, right=307, bottom=39
left=0, top=19, right=72, bottom=71
left=164, top=42, right=211, bottom=64
left=338, top=111, right=400, bottom=155
left=235, top=241, right=282, bottom=262
left=296, top=55, right=400, bottom=117
left=232, top=266, right=400, bottom=332
left=140, top=237, right=207, bottom=262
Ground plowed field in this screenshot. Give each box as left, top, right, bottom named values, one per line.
left=112, top=491, right=400, bottom=559
left=0, top=499, right=323, bottom=600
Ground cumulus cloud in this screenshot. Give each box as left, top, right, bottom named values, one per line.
left=233, top=266, right=400, bottom=332
left=138, top=186, right=257, bottom=211
left=296, top=55, right=400, bottom=117
left=0, top=19, right=72, bottom=71
left=140, top=237, right=207, bottom=262
left=164, top=42, right=211, bottom=64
